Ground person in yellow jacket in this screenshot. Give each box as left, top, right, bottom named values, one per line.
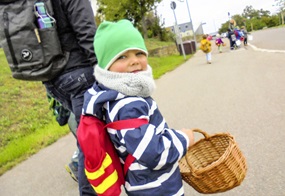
left=199, top=34, right=212, bottom=64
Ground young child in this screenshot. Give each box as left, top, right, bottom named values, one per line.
left=200, top=34, right=212, bottom=64
left=215, top=34, right=224, bottom=53
left=82, top=19, right=195, bottom=196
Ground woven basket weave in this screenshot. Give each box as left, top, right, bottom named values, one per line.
left=179, top=129, right=247, bottom=194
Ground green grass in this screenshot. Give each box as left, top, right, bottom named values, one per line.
left=150, top=54, right=191, bottom=79
left=0, top=122, right=68, bottom=175
left=145, top=38, right=175, bottom=50
left=0, top=49, right=71, bottom=176
left=0, top=39, right=193, bottom=176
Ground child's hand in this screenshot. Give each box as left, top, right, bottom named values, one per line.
left=181, top=129, right=195, bottom=147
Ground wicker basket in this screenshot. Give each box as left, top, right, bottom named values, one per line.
left=179, top=129, right=247, bottom=194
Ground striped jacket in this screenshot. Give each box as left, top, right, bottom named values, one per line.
left=83, top=83, right=189, bottom=196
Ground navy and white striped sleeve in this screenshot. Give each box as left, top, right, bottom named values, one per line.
left=108, top=97, right=189, bottom=169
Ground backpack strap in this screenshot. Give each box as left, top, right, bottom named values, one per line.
left=106, top=118, right=148, bottom=130
left=0, top=0, right=18, bottom=3
left=106, top=118, right=148, bottom=176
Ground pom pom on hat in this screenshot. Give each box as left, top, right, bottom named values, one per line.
left=94, top=19, right=148, bottom=70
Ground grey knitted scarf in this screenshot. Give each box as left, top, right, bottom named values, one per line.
left=94, top=65, right=156, bottom=97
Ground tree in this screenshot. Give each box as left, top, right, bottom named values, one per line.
left=144, top=11, right=160, bottom=38
left=96, top=0, right=162, bottom=38
left=219, top=9, right=280, bottom=33
left=242, top=6, right=270, bottom=19
left=218, top=5, right=284, bottom=32
left=242, top=5, right=259, bottom=19
left=142, top=10, right=172, bottom=41
left=259, top=9, right=271, bottom=17
left=273, top=0, right=285, bottom=24
left=261, top=15, right=279, bottom=27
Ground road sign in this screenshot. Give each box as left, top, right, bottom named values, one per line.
left=170, top=1, right=176, bottom=10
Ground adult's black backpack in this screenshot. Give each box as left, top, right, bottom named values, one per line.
left=0, top=0, right=69, bottom=81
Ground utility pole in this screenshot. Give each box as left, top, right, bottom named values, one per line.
left=185, top=0, right=197, bottom=48
left=177, top=0, right=197, bottom=50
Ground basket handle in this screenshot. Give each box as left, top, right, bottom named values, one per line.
left=192, top=129, right=210, bottom=139
left=184, top=129, right=210, bottom=178
left=185, top=130, right=237, bottom=179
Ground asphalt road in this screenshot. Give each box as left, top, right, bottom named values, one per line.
left=248, top=27, right=285, bottom=51
left=0, top=27, right=284, bottom=196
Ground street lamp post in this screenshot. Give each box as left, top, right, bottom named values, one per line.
left=185, top=0, right=197, bottom=47
left=177, top=0, right=197, bottom=49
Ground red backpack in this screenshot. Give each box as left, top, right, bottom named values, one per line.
left=77, top=115, right=148, bottom=196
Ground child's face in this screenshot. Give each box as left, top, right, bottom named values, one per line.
left=109, top=49, right=148, bottom=73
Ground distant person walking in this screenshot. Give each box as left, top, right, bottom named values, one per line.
left=207, top=34, right=212, bottom=41
left=200, top=34, right=212, bottom=64
left=215, top=34, right=225, bottom=53
left=241, top=26, right=248, bottom=46
left=227, top=28, right=237, bottom=50
left=229, top=19, right=236, bottom=31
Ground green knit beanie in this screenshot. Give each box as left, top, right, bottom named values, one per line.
left=94, top=19, right=148, bottom=70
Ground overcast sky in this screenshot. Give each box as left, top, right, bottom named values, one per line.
left=90, top=0, right=278, bottom=34
left=157, top=0, right=278, bottom=33
left=90, top=0, right=97, bottom=14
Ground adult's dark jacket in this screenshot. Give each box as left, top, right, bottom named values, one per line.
left=51, top=0, right=97, bottom=74
left=227, top=30, right=235, bottom=41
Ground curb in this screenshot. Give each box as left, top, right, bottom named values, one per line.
left=248, top=43, right=285, bottom=53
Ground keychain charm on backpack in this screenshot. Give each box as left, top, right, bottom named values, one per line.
left=34, top=2, right=55, bottom=29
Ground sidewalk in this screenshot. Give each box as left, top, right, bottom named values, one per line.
left=1, top=37, right=285, bottom=195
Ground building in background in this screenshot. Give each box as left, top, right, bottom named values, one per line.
left=195, top=22, right=205, bottom=35
left=166, top=22, right=193, bottom=38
